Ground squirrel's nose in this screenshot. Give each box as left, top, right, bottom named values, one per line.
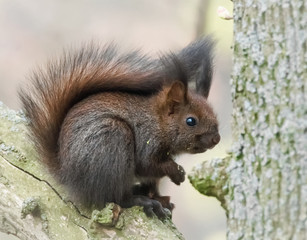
left=212, top=133, right=220, bottom=145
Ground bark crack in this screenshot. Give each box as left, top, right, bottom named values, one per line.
left=0, top=150, right=90, bottom=220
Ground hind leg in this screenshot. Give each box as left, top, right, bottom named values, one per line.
left=59, top=116, right=136, bottom=207
left=121, top=194, right=171, bottom=219
left=132, top=180, right=175, bottom=212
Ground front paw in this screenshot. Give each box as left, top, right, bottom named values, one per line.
left=170, top=165, right=185, bottom=185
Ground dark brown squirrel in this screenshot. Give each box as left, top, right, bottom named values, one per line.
left=19, top=37, right=220, bottom=218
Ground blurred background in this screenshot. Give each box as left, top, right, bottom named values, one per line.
left=0, top=0, right=233, bottom=239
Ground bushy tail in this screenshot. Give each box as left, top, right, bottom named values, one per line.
left=18, top=43, right=169, bottom=171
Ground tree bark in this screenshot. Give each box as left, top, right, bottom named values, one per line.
left=189, top=0, right=307, bottom=239
left=0, top=102, right=184, bottom=240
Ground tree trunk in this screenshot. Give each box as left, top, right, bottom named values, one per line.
left=0, top=102, right=184, bottom=240
left=189, top=0, right=307, bottom=239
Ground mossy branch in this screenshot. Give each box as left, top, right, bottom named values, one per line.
left=188, top=157, right=229, bottom=211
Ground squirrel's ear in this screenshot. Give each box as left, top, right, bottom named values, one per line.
left=165, top=81, right=187, bottom=115
left=177, top=37, right=215, bottom=98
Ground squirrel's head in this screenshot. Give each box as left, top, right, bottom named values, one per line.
left=155, top=81, right=220, bottom=154
left=154, top=37, right=219, bottom=154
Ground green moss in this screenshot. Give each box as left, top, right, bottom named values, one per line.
left=189, top=176, right=215, bottom=196
left=91, top=203, right=115, bottom=226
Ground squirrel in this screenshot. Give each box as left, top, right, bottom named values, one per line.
left=19, top=37, right=220, bottom=218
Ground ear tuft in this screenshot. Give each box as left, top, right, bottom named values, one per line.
left=177, top=36, right=215, bottom=98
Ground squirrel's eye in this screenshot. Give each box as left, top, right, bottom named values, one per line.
left=186, top=117, right=197, bottom=126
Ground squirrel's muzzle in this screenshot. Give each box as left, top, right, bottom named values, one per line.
left=190, top=131, right=220, bottom=153
left=211, top=133, right=220, bottom=146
